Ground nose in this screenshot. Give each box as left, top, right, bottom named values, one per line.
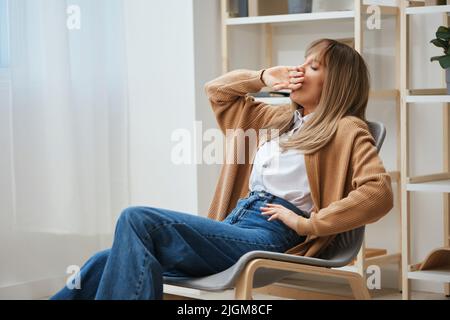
left=298, top=63, right=307, bottom=72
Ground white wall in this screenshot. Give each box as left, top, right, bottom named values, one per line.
left=193, top=0, right=223, bottom=216
left=124, top=0, right=222, bottom=217
left=124, top=0, right=199, bottom=214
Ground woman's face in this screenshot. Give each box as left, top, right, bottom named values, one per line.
left=290, top=53, right=326, bottom=110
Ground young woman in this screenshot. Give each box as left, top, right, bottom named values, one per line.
left=51, top=39, right=394, bottom=300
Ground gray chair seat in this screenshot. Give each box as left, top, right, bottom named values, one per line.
left=165, top=121, right=386, bottom=295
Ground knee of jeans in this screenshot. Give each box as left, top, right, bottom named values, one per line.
left=92, top=249, right=110, bottom=263
left=118, top=206, right=145, bottom=226
left=118, top=206, right=168, bottom=229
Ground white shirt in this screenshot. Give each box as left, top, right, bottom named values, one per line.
left=249, top=109, right=315, bottom=214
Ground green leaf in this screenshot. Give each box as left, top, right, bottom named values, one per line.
left=431, top=55, right=445, bottom=62
left=437, top=26, right=449, bottom=33
left=436, top=26, right=450, bottom=40
left=431, top=39, right=449, bottom=50
left=438, top=55, right=450, bottom=69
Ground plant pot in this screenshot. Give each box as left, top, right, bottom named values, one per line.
left=288, top=0, right=312, bottom=14
left=447, top=68, right=450, bottom=95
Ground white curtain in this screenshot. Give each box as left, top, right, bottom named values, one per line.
left=7, top=0, right=129, bottom=235
left=0, top=0, right=129, bottom=297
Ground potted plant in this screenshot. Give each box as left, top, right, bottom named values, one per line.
left=431, top=26, right=450, bottom=94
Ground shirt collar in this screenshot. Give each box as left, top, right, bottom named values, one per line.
left=293, top=107, right=314, bottom=128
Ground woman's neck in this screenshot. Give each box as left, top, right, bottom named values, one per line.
left=300, top=105, right=316, bottom=117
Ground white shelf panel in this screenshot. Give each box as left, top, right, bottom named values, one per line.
left=406, top=95, right=450, bottom=103
left=226, top=11, right=355, bottom=26
left=332, top=265, right=358, bottom=273
left=408, top=270, right=450, bottom=283
left=405, top=5, right=450, bottom=15
left=407, top=179, right=450, bottom=193
left=254, top=97, right=291, bottom=105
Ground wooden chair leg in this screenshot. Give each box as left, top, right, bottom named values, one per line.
left=234, top=258, right=372, bottom=300
left=348, top=275, right=371, bottom=300
left=234, top=263, right=257, bottom=300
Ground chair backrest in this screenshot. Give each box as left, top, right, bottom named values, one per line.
left=315, top=121, right=386, bottom=266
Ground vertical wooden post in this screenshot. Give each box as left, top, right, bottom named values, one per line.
left=444, top=101, right=450, bottom=297
left=264, top=24, right=273, bottom=69
left=221, top=0, right=229, bottom=73
left=354, top=0, right=366, bottom=281
left=443, top=4, right=450, bottom=300
left=444, top=0, right=450, bottom=288
left=400, top=0, right=411, bottom=300
left=354, top=0, right=363, bottom=53
left=395, top=4, right=403, bottom=293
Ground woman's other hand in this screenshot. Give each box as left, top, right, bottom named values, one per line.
left=262, top=66, right=305, bottom=91
left=260, top=203, right=299, bottom=231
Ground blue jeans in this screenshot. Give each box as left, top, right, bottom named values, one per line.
left=50, top=190, right=308, bottom=300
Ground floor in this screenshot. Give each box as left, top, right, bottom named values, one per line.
left=163, top=280, right=450, bottom=300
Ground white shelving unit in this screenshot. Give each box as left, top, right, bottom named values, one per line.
left=226, top=10, right=355, bottom=25
left=400, top=0, right=450, bottom=300
left=407, top=180, right=450, bottom=193
left=407, top=269, right=450, bottom=283
left=221, top=0, right=402, bottom=298
left=405, top=4, right=450, bottom=14
left=406, top=95, right=450, bottom=103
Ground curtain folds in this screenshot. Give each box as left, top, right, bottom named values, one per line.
left=7, top=0, right=129, bottom=235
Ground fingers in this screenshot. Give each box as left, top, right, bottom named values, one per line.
left=288, top=83, right=303, bottom=91
left=260, top=207, right=275, bottom=214
left=272, top=83, right=290, bottom=91
left=272, top=77, right=303, bottom=91
left=289, top=71, right=304, bottom=78
left=287, top=66, right=305, bottom=72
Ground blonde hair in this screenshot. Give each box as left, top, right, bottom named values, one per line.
left=263, top=39, right=371, bottom=155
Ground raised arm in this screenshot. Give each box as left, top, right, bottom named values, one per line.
left=205, top=67, right=304, bottom=134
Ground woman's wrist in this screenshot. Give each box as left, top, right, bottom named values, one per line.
left=260, top=69, right=267, bottom=86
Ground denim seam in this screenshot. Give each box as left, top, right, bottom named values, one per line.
left=132, top=251, right=149, bottom=300
left=143, top=219, right=283, bottom=250
left=229, top=208, right=251, bottom=224
left=201, top=233, right=284, bottom=249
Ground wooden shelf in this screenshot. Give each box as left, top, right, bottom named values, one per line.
left=405, top=5, right=450, bottom=15
left=348, top=248, right=388, bottom=266
left=406, top=95, right=450, bottom=103
left=226, top=11, right=355, bottom=26
left=407, top=179, right=450, bottom=193
left=408, top=269, right=450, bottom=282
left=409, top=88, right=447, bottom=95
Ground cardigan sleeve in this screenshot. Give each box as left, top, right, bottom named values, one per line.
left=205, top=69, right=288, bottom=134
left=295, top=127, right=394, bottom=237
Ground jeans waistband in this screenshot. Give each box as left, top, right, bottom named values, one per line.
left=248, top=190, right=310, bottom=219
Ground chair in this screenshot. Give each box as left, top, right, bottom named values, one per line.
left=164, top=121, right=387, bottom=300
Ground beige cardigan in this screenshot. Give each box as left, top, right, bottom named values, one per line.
left=204, top=69, right=394, bottom=257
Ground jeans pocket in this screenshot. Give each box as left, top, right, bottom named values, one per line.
left=224, top=202, right=247, bottom=224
